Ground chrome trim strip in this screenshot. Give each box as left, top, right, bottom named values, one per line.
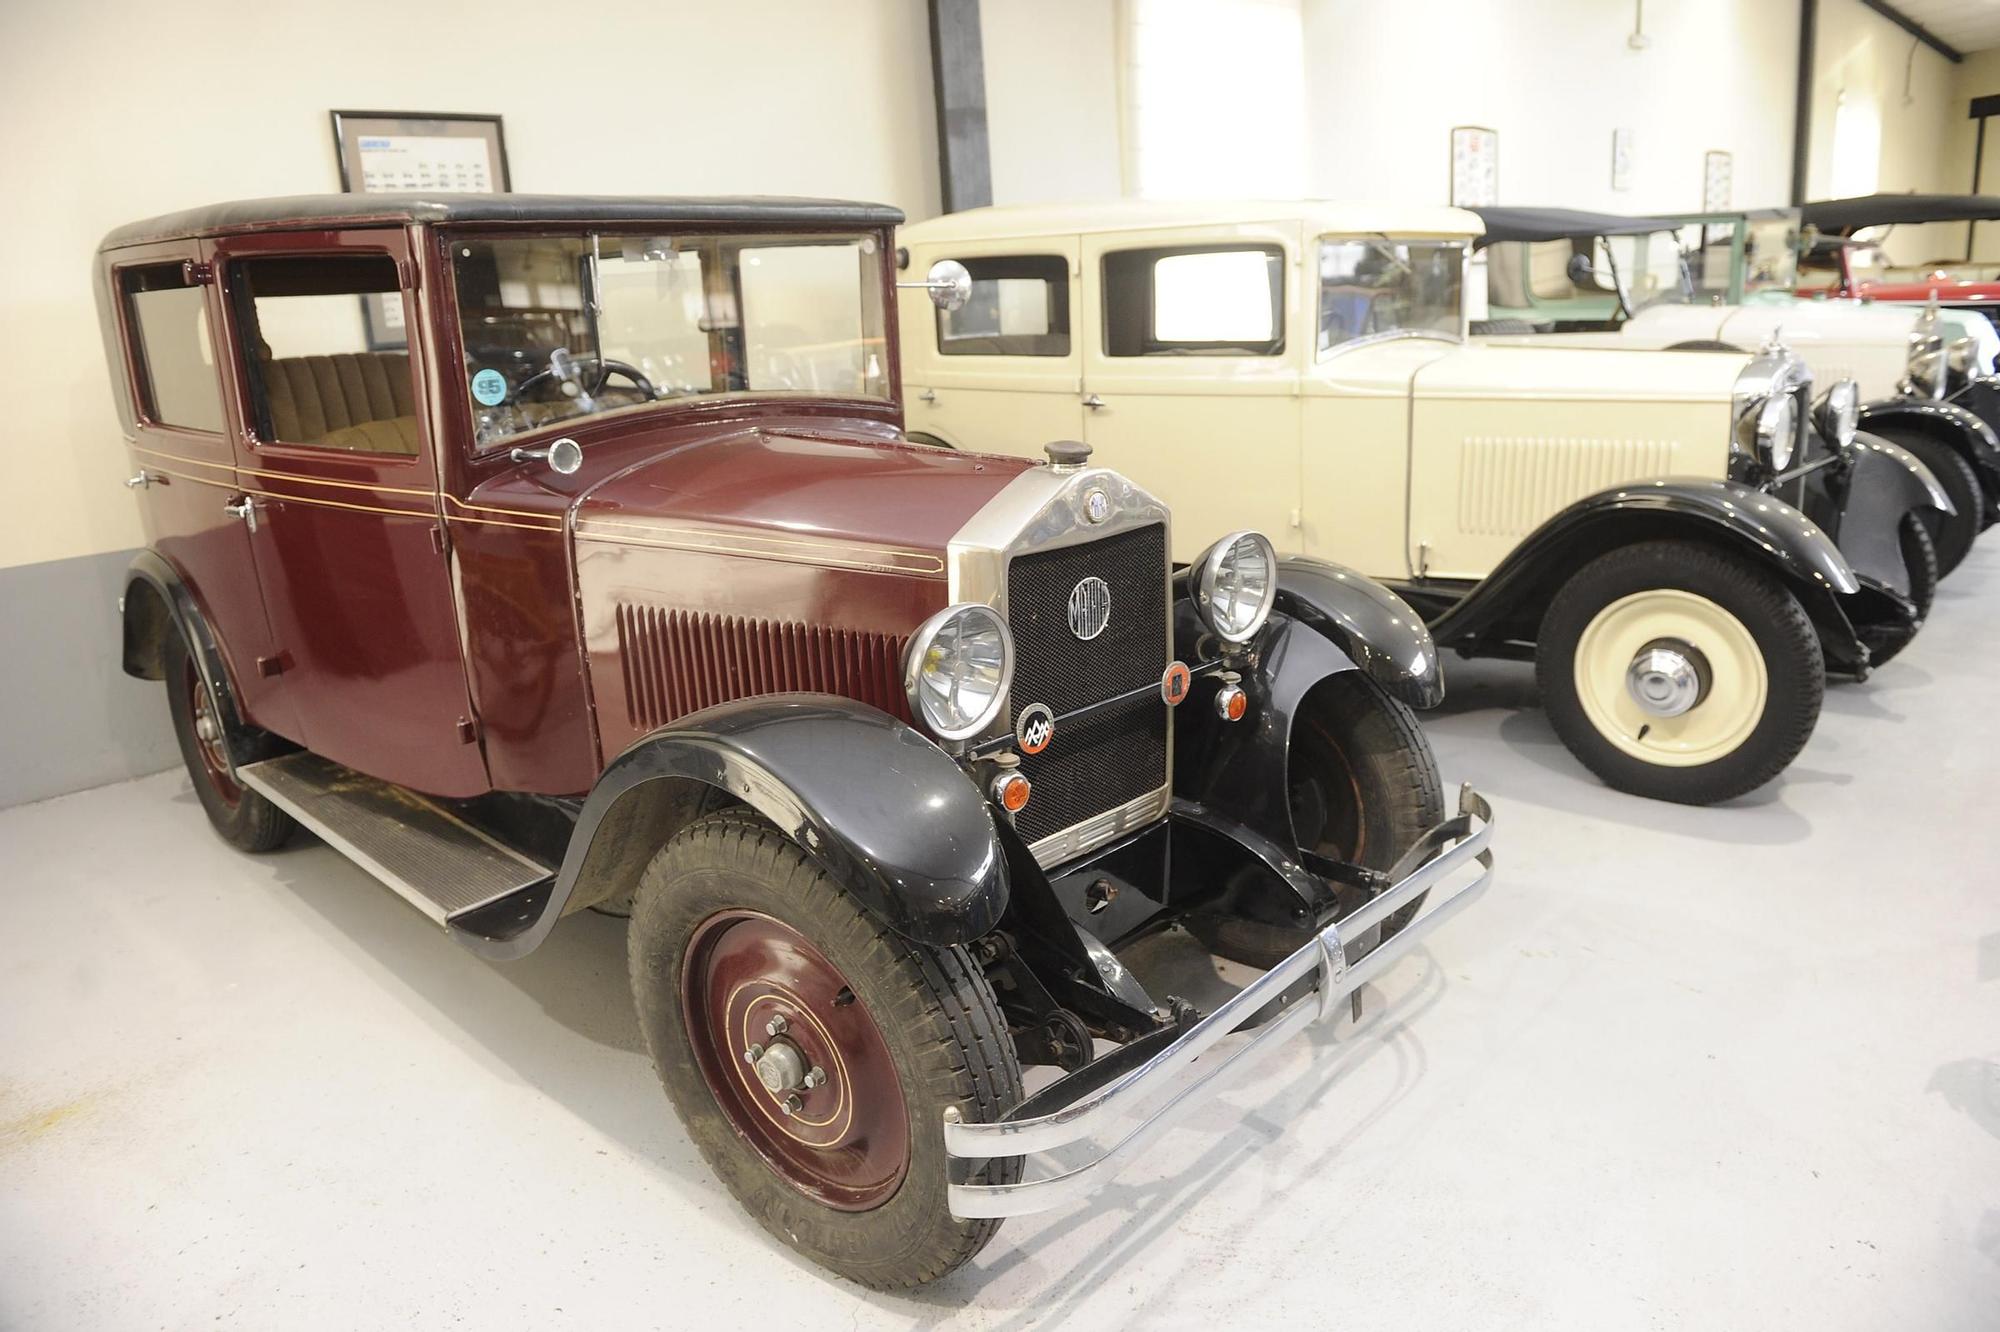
left=1025, top=784, right=1171, bottom=868
left=945, top=785, right=1494, bottom=1218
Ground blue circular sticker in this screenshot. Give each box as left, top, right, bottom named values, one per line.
left=470, top=368, right=508, bottom=406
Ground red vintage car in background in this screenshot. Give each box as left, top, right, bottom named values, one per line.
left=95, top=194, right=1492, bottom=1287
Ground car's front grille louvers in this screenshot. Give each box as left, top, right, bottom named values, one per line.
left=615, top=605, right=910, bottom=733
left=1004, top=524, right=1169, bottom=851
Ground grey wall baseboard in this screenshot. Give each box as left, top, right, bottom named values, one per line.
left=2, top=548, right=179, bottom=808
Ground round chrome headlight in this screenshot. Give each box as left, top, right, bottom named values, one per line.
left=1814, top=380, right=1859, bottom=452
left=903, top=603, right=1013, bottom=741
left=1948, top=336, right=1978, bottom=378
left=1907, top=332, right=1946, bottom=398
left=1192, top=530, right=1278, bottom=644
left=1755, top=392, right=1799, bottom=472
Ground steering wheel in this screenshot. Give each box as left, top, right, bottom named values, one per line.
left=512, top=348, right=659, bottom=403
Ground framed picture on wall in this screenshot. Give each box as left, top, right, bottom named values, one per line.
left=1450, top=126, right=1499, bottom=207
left=329, top=110, right=511, bottom=347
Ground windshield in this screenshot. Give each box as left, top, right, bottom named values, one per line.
left=452, top=231, right=889, bottom=446
left=1484, top=232, right=1684, bottom=321
left=1316, top=237, right=1463, bottom=354
left=1741, top=217, right=1801, bottom=294
left=1597, top=232, right=1690, bottom=313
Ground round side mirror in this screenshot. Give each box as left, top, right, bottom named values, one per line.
left=925, top=259, right=972, bottom=312
left=1565, top=251, right=1598, bottom=286
left=547, top=437, right=584, bottom=475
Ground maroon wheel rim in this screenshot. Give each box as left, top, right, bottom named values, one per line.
left=680, top=910, right=910, bottom=1211
left=184, top=661, right=243, bottom=807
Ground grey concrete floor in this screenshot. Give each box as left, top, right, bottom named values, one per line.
left=3, top=545, right=1997, bottom=1330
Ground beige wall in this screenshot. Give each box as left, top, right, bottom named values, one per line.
left=1952, top=48, right=2000, bottom=262
left=1302, top=0, right=1800, bottom=214
left=1806, top=0, right=1963, bottom=264
left=0, top=0, right=940, bottom=572
left=983, top=0, right=1124, bottom=203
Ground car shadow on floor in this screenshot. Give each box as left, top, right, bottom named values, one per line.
left=257, top=840, right=733, bottom=1197
left=877, top=956, right=1457, bottom=1323
left=1416, top=658, right=1823, bottom=845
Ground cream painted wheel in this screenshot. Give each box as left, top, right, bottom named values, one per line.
left=1537, top=540, right=1824, bottom=805
left=1572, top=589, right=1767, bottom=767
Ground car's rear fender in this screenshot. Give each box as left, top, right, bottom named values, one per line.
left=121, top=549, right=253, bottom=753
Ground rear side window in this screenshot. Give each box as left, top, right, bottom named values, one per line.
left=230, top=254, right=418, bottom=455
left=936, top=255, right=1071, bottom=356
left=121, top=265, right=226, bottom=433
left=1101, top=245, right=1285, bottom=356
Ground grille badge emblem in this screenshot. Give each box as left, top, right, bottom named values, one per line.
left=1016, top=703, right=1055, bottom=754
left=1083, top=488, right=1110, bottom=524
left=1067, top=576, right=1112, bottom=641
left=1160, top=662, right=1191, bottom=707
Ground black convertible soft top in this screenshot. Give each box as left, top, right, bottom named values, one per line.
left=1801, top=193, right=2000, bottom=233
left=1471, top=206, right=1681, bottom=248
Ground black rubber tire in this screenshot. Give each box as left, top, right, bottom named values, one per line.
left=628, top=808, right=1021, bottom=1288
left=1873, top=427, right=1980, bottom=577
left=1537, top=541, right=1824, bottom=805
left=1664, top=339, right=1748, bottom=353
left=1866, top=512, right=1937, bottom=667
left=163, top=632, right=294, bottom=852
left=1193, top=674, right=1445, bottom=969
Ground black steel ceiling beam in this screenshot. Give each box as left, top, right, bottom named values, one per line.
left=1856, top=0, right=1964, bottom=63
left=1793, top=0, right=1818, bottom=205
left=926, top=0, right=993, bottom=214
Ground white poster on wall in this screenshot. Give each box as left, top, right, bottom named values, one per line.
left=1611, top=128, right=1635, bottom=192
left=1703, top=150, right=1733, bottom=211
left=1450, top=126, right=1499, bottom=207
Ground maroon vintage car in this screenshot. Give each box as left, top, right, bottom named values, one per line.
left=97, top=194, right=1492, bottom=1287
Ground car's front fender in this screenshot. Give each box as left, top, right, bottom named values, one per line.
left=457, top=695, right=1009, bottom=961
left=1273, top=557, right=1443, bottom=708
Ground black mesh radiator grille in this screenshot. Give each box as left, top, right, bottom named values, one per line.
left=1005, top=524, right=1169, bottom=847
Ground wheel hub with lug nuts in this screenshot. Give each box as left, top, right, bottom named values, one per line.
left=744, top=1013, right=827, bottom=1117
left=1625, top=639, right=1709, bottom=718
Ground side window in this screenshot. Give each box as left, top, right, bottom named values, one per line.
left=121, top=264, right=226, bottom=433
left=232, top=254, right=418, bottom=455
left=1101, top=245, right=1284, bottom=356
left=936, top=255, right=1071, bottom=356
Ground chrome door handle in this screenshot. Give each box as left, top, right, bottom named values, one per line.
left=224, top=495, right=260, bottom=533
left=1081, top=394, right=1106, bottom=409
left=124, top=470, right=164, bottom=489
left=917, top=389, right=937, bottom=404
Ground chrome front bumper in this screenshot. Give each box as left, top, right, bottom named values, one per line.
left=944, top=785, right=1496, bottom=1219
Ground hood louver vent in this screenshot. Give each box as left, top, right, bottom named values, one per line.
left=615, top=605, right=911, bottom=733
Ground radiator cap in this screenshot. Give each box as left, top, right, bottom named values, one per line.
left=1045, top=439, right=1092, bottom=471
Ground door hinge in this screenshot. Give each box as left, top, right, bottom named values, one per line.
left=456, top=717, right=480, bottom=744
left=182, top=259, right=214, bottom=286
left=256, top=652, right=290, bottom=678
left=1416, top=541, right=1431, bottom=579
left=428, top=523, right=447, bottom=555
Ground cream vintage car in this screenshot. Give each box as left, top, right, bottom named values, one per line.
left=896, top=200, right=1947, bottom=805
left=1473, top=205, right=2000, bottom=575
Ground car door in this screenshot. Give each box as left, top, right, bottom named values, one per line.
left=1079, top=224, right=1304, bottom=562
left=107, top=241, right=299, bottom=738
left=212, top=227, right=489, bottom=798
left=898, top=238, right=1085, bottom=455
